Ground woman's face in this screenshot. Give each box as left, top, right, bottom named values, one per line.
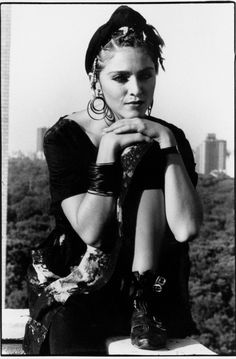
left=98, top=47, right=156, bottom=119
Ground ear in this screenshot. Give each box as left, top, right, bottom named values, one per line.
left=95, top=81, right=102, bottom=92
left=88, top=73, right=101, bottom=93
left=88, top=72, right=95, bottom=90
left=88, top=72, right=93, bottom=83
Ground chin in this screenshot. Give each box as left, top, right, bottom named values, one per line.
left=121, top=110, right=146, bottom=119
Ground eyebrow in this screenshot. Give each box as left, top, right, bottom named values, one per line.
left=108, top=67, right=155, bottom=75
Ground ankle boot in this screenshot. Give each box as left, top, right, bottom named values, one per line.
left=130, top=271, right=167, bottom=350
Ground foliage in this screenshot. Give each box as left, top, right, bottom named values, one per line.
left=189, top=174, right=235, bottom=355
left=5, top=156, right=235, bottom=354
left=6, top=156, right=54, bottom=308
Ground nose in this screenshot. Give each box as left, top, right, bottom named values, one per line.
left=128, top=76, right=142, bottom=97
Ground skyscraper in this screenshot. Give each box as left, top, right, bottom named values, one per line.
left=195, top=133, right=227, bottom=175
left=36, top=127, right=48, bottom=158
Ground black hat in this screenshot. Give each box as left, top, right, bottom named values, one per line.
left=85, top=6, right=147, bottom=74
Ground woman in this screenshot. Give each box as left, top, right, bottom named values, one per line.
left=23, top=5, right=202, bottom=355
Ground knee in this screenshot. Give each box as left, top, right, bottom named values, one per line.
left=174, top=225, right=200, bottom=243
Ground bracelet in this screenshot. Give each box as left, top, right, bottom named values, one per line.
left=161, top=145, right=179, bottom=155
left=88, top=162, right=121, bottom=196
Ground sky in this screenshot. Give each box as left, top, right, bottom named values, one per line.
left=7, top=2, right=234, bottom=176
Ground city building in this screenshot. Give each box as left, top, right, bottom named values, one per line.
left=195, top=133, right=227, bottom=175
left=36, top=127, right=48, bottom=159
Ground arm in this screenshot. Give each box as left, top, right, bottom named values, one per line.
left=61, top=131, right=152, bottom=248
left=103, top=118, right=203, bottom=242
left=163, top=150, right=203, bottom=242
left=157, top=127, right=203, bottom=242
left=61, top=136, right=117, bottom=248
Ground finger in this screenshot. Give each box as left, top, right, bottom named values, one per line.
left=116, top=122, right=146, bottom=134
left=113, top=124, right=138, bottom=134
left=103, top=120, right=127, bottom=133
left=102, top=126, right=114, bottom=133
left=103, top=118, right=142, bottom=133
left=128, top=133, right=152, bottom=143
left=135, top=133, right=152, bottom=142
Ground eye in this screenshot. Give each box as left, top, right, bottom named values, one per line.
left=112, top=74, right=129, bottom=83
left=138, top=72, right=153, bottom=80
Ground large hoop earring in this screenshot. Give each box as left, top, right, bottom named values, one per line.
left=87, top=91, right=115, bottom=126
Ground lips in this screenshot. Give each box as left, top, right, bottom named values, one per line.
left=125, top=100, right=144, bottom=105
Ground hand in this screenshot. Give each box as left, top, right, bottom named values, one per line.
left=99, top=130, right=152, bottom=154
left=103, top=117, right=177, bottom=149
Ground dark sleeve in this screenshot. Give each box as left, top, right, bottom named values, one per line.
left=174, top=128, right=198, bottom=187
left=43, top=129, right=88, bottom=205
left=149, top=117, right=198, bottom=187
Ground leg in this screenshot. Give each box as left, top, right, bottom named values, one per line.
left=132, top=189, right=166, bottom=273
left=130, top=189, right=167, bottom=349
left=48, top=292, right=111, bottom=355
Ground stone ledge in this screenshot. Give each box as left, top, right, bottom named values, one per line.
left=2, top=309, right=29, bottom=340
left=106, top=336, right=216, bottom=355
left=2, top=309, right=216, bottom=356
left=2, top=342, right=25, bottom=355
left=2, top=309, right=29, bottom=355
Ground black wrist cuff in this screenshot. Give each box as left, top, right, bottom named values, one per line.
left=88, top=162, right=121, bottom=196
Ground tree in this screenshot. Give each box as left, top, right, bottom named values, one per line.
left=6, top=155, right=54, bottom=308
left=189, top=174, right=235, bottom=355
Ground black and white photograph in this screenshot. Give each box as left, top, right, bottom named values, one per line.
left=1, top=1, right=234, bottom=356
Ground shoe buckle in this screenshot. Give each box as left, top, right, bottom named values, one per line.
left=153, top=276, right=166, bottom=293
left=153, top=316, right=166, bottom=331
